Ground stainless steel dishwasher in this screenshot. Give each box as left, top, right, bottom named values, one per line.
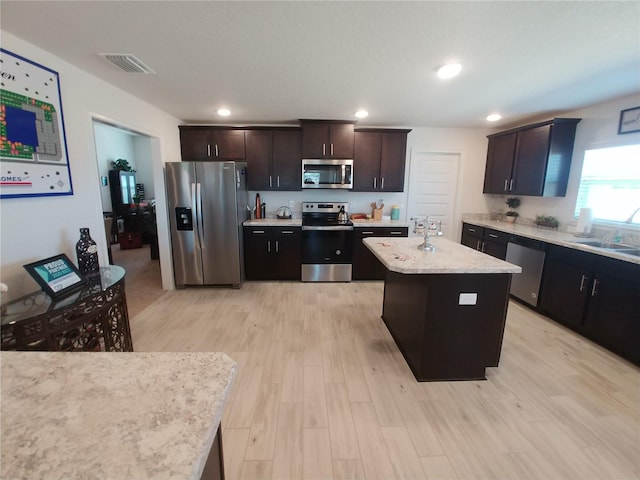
left=505, top=236, right=547, bottom=306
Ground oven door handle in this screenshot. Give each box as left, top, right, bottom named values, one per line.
left=302, top=225, right=354, bottom=231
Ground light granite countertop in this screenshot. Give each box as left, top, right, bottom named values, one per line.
left=243, top=218, right=412, bottom=228
left=351, top=219, right=413, bottom=228
left=462, top=216, right=640, bottom=265
left=244, top=218, right=301, bottom=227
left=1, top=352, right=236, bottom=480
left=363, top=236, right=522, bottom=274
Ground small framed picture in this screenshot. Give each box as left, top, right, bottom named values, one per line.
left=23, top=254, right=86, bottom=299
left=618, top=106, right=640, bottom=134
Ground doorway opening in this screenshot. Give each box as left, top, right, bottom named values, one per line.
left=93, top=119, right=165, bottom=317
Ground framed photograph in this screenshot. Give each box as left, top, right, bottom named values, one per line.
left=618, top=106, right=640, bottom=135
left=23, top=254, right=86, bottom=299
left=0, top=48, right=73, bottom=199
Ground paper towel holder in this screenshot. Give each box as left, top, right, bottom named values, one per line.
left=574, top=207, right=594, bottom=237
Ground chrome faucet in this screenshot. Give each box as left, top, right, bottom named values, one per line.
left=625, top=206, right=640, bottom=224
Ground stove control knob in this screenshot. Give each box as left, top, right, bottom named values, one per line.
left=336, top=249, right=342, bottom=255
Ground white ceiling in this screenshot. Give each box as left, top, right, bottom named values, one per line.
left=2, top=1, right=639, bottom=128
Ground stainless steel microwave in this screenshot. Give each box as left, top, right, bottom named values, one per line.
left=302, top=159, right=353, bottom=189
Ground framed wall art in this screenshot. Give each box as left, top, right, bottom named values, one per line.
left=0, top=48, right=73, bottom=199
left=23, top=254, right=86, bottom=299
left=618, top=106, right=640, bottom=135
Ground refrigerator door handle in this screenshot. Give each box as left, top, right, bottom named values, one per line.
left=196, top=182, right=205, bottom=249
left=190, top=182, right=200, bottom=250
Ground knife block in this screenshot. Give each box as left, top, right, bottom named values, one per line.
left=372, top=208, right=383, bottom=220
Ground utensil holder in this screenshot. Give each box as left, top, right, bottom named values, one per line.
left=372, top=208, right=383, bottom=220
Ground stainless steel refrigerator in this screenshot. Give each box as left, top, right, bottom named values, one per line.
left=166, top=161, right=248, bottom=287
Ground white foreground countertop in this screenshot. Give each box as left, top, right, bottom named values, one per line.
left=1, top=352, right=236, bottom=480
left=363, top=236, right=522, bottom=274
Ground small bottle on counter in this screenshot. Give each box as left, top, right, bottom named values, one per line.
left=261, top=202, right=266, bottom=219
left=255, top=193, right=261, bottom=219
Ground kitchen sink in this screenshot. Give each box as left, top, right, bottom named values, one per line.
left=572, top=240, right=640, bottom=257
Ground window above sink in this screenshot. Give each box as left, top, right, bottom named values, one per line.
left=574, top=144, right=640, bottom=226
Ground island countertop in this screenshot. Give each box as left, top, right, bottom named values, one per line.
left=1, top=352, right=236, bottom=480
left=363, top=236, right=522, bottom=274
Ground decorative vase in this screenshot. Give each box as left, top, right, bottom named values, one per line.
left=76, top=228, right=100, bottom=275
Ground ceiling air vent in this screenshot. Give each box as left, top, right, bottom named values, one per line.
left=99, top=54, right=155, bottom=74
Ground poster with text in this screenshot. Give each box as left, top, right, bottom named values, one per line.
left=0, top=48, right=73, bottom=199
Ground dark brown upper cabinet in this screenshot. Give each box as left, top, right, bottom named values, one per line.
left=353, top=129, right=410, bottom=192
left=245, top=128, right=301, bottom=191
left=179, top=126, right=246, bottom=160
left=483, top=118, right=580, bottom=197
left=300, top=120, right=356, bottom=158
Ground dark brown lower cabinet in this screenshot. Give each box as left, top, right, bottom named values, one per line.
left=200, top=425, right=224, bottom=480
left=381, top=271, right=512, bottom=381
left=460, top=223, right=508, bottom=260
left=353, top=227, right=408, bottom=280
left=540, top=246, right=594, bottom=329
left=244, top=227, right=301, bottom=280
left=540, top=245, right=640, bottom=365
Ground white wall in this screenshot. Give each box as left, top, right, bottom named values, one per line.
left=0, top=32, right=181, bottom=302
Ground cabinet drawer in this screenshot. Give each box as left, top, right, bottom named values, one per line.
left=462, top=223, right=484, bottom=236
left=485, top=228, right=507, bottom=244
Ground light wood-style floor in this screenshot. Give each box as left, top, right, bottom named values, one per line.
left=129, top=279, right=640, bottom=480
left=112, top=244, right=164, bottom=318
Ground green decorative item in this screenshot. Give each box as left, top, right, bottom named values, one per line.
left=505, top=197, right=521, bottom=217
left=505, top=197, right=520, bottom=223
left=112, top=158, right=136, bottom=172
left=535, top=215, right=559, bottom=229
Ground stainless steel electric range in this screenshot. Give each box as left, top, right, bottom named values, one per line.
left=301, top=202, right=353, bottom=282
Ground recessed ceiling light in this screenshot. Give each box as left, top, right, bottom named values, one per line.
left=437, top=63, right=462, bottom=79
left=217, top=108, right=231, bottom=117
left=355, top=109, right=368, bottom=119
left=486, top=113, right=502, bottom=122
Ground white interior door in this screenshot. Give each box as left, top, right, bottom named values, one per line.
left=407, top=151, right=461, bottom=240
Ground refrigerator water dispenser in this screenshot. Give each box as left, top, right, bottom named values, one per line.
left=175, top=207, right=193, bottom=231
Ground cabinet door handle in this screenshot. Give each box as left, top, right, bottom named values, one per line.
left=322, top=144, right=326, bottom=156
left=215, top=144, right=219, bottom=157
left=253, top=230, right=265, bottom=234
left=476, top=240, right=481, bottom=250
left=579, top=274, right=587, bottom=292
left=389, top=231, right=403, bottom=235
left=468, top=228, right=476, bottom=233
left=362, top=231, right=375, bottom=235
left=275, top=240, right=279, bottom=253
left=277, top=176, right=280, bottom=188
left=269, top=176, right=272, bottom=188
left=267, top=240, right=271, bottom=253
left=488, top=233, right=499, bottom=238
left=281, top=230, right=294, bottom=234
left=504, top=179, right=509, bottom=191
left=509, top=179, right=514, bottom=191
left=207, top=144, right=211, bottom=157
left=373, top=177, right=377, bottom=189
left=381, top=177, right=385, bottom=189
left=481, top=241, right=486, bottom=252
left=330, top=144, right=334, bottom=156
left=591, top=278, right=599, bottom=297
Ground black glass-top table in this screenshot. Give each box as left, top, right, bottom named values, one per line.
left=1, top=266, right=133, bottom=352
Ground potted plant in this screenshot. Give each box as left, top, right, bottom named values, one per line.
left=112, top=158, right=136, bottom=172
left=535, top=215, right=559, bottom=229
left=505, top=197, right=521, bottom=223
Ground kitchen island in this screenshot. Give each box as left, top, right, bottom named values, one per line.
left=1, top=351, right=236, bottom=479
left=364, top=236, right=521, bottom=381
